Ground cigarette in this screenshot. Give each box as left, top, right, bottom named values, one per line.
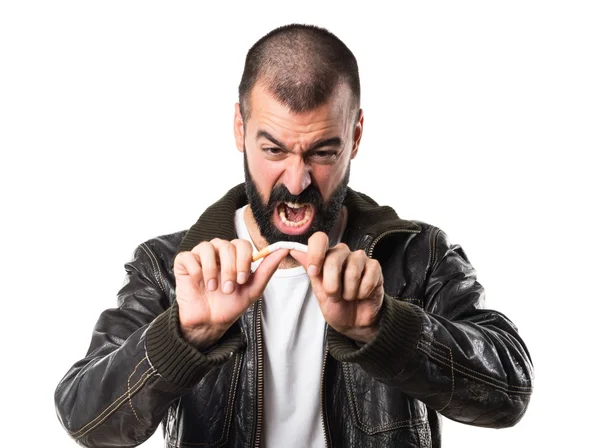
left=252, top=242, right=309, bottom=261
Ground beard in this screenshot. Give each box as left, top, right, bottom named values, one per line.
left=243, top=150, right=350, bottom=245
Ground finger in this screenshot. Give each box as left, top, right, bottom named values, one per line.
left=289, top=249, right=325, bottom=299
left=231, top=239, right=253, bottom=284
left=321, top=244, right=351, bottom=301
left=173, top=251, right=203, bottom=293
left=342, top=251, right=368, bottom=301
left=357, top=259, right=383, bottom=299
left=193, top=241, right=218, bottom=292
left=246, top=248, right=289, bottom=299
left=306, top=232, right=329, bottom=276
left=289, top=249, right=307, bottom=268
left=212, top=239, right=237, bottom=294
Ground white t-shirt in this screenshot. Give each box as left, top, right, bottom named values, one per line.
left=234, top=205, right=347, bottom=448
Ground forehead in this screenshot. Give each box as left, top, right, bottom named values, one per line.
left=247, top=83, right=353, bottom=137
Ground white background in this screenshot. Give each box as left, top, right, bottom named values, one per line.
left=1, top=1, right=598, bottom=446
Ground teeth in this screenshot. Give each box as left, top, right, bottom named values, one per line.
left=279, top=206, right=312, bottom=227
left=284, top=201, right=306, bottom=209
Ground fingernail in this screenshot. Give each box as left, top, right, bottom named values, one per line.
left=207, top=279, right=217, bottom=291
left=308, top=265, right=318, bottom=276
left=223, top=280, right=234, bottom=294
left=237, top=272, right=248, bottom=284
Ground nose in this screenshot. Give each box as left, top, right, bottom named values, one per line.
left=282, top=157, right=312, bottom=196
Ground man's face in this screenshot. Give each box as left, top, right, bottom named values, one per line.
left=234, top=83, right=363, bottom=245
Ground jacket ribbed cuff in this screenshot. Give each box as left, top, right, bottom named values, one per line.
left=145, top=302, right=243, bottom=391
left=327, top=294, right=423, bottom=379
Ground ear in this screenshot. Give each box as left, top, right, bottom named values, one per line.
left=234, top=103, right=245, bottom=153
left=350, top=108, right=364, bottom=160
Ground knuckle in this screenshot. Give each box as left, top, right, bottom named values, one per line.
left=180, top=251, right=196, bottom=264
left=199, top=252, right=215, bottom=268
left=323, top=262, right=340, bottom=278
left=174, top=251, right=187, bottom=264
left=233, top=238, right=252, bottom=250
left=187, top=263, right=201, bottom=277
left=335, top=242, right=350, bottom=253
left=323, top=282, right=339, bottom=296
left=216, top=242, right=235, bottom=260
left=345, top=265, right=361, bottom=281
left=221, top=241, right=235, bottom=254
left=234, top=240, right=253, bottom=259
left=175, top=255, right=200, bottom=277
left=203, top=261, right=217, bottom=275
left=361, top=277, right=376, bottom=292
left=195, top=241, right=213, bottom=254
left=366, top=259, right=380, bottom=274
left=367, top=258, right=380, bottom=268
left=356, top=249, right=368, bottom=260
left=222, top=262, right=236, bottom=277
left=220, top=255, right=236, bottom=276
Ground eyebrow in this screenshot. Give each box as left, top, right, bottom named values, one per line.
left=256, top=130, right=343, bottom=153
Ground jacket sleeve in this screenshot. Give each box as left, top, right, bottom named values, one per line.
left=54, top=243, right=243, bottom=448
left=327, top=228, right=534, bottom=428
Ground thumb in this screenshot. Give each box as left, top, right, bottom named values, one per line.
left=246, top=249, right=289, bottom=298
left=290, top=249, right=325, bottom=300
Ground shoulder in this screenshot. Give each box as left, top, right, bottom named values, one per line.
left=138, top=230, right=187, bottom=260
left=126, top=230, right=187, bottom=277
left=407, top=220, right=458, bottom=260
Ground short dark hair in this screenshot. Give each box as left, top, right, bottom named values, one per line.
left=238, top=24, right=360, bottom=122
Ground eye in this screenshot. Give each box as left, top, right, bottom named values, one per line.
left=263, top=147, right=283, bottom=156
left=312, top=150, right=337, bottom=160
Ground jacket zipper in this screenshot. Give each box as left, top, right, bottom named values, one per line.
left=250, top=228, right=418, bottom=447
left=320, top=342, right=331, bottom=448
left=253, top=298, right=265, bottom=448
left=367, top=228, right=420, bottom=257
left=318, top=228, right=418, bottom=448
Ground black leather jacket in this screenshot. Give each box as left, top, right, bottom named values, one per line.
left=55, top=184, right=534, bottom=448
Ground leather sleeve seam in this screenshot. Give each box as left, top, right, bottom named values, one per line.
left=140, top=243, right=167, bottom=295
left=69, top=357, right=156, bottom=439
left=431, top=340, right=454, bottom=412
left=417, top=340, right=532, bottom=394
left=426, top=227, right=441, bottom=278
left=128, top=358, right=146, bottom=425
left=424, top=338, right=532, bottom=390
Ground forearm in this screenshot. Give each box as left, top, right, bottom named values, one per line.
left=328, top=295, right=533, bottom=428
left=54, top=241, right=244, bottom=447
left=54, top=322, right=174, bottom=447
left=55, top=304, right=243, bottom=447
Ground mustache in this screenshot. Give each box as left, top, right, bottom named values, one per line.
left=267, top=183, right=324, bottom=207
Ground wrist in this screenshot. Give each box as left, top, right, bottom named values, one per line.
left=340, top=323, right=380, bottom=344
left=179, top=323, right=227, bottom=350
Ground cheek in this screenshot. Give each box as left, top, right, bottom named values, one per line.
left=312, top=165, right=344, bottom=199
left=248, top=157, right=280, bottom=196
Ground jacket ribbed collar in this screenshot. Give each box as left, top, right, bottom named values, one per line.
left=177, top=183, right=420, bottom=255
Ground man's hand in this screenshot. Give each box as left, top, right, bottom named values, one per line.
left=290, top=232, right=384, bottom=343
left=174, top=238, right=289, bottom=349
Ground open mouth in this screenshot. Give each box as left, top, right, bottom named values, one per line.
left=273, top=201, right=314, bottom=234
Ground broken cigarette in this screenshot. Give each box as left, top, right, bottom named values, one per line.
left=252, top=241, right=309, bottom=262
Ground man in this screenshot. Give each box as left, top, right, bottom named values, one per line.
left=55, top=24, right=533, bottom=447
